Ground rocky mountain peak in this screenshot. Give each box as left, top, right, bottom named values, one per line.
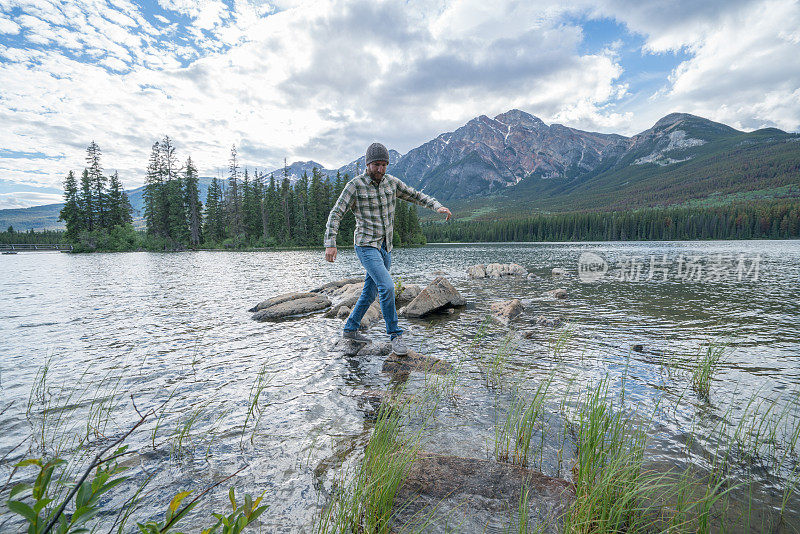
left=494, top=109, right=545, bottom=129
left=653, top=112, right=703, bottom=130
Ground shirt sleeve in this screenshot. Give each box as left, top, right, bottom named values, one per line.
left=324, top=181, right=356, bottom=248
left=393, top=176, right=443, bottom=211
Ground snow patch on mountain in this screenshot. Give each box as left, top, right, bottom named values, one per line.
left=634, top=130, right=706, bottom=166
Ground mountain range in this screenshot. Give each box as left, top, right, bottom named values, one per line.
left=2, top=110, right=798, bottom=231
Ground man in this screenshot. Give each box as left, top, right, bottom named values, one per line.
left=324, top=142, right=451, bottom=355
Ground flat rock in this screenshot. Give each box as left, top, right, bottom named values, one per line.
left=332, top=339, right=394, bottom=357
left=382, top=350, right=453, bottom=375
left=490, top=298, right=524, bottom=325
left=392, top=453, right=574, bottom=533
left=249, top=291, right=317, bottom=312
left=250, top=293, right=331, bottom=320
left=548, top=288, right=568, bottom=299
left=551, top=268, right=567, bottom=276
left=536, top=315, right=564, bottom=327
left=311, top=277, right=364, bottom=294
left=401, top=277, right=466, bottom=318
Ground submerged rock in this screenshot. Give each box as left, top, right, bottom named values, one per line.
left=382, top=351, right=453, bottom=375
left=249, top=292, right=331, bottom=321
left=536, top=315, right=564, bottom=328
left=490, top=298, right=524, bottom=325
left=392, top=453, right=574, bottom=533
left=401, top=277, right=466, bottom=318
left=548, top=288, right=568, bottom=299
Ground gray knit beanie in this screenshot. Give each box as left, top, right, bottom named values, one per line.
left=365, top=142, right=390, bottom=165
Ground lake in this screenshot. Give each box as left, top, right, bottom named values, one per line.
left=1, top=240, right=799, bottom=532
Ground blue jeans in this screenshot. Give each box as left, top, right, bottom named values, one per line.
left=343, top=241, right=403, bottom=339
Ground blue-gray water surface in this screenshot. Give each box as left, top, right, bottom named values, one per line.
left=1, top=241, right=799, bottom=532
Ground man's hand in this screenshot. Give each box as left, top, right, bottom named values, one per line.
left=325, top=246, right=337, bottom=262
left=438, top=206, right=452, bottom=221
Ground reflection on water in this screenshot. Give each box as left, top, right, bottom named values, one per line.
left=1, top=240, right=799, bottom=531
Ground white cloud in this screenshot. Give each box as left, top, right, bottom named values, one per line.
left=0, top=14, right=20, bottom=33
left=0, top=0, right=797, bottom=207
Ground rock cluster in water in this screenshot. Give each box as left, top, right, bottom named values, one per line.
left=467, top=262, right=527, bottom=278
left=245, top=262, right=577, bottom=529
left=249, top=275, right=466, bottom=323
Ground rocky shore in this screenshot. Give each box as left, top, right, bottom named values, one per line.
left=245, top=262, right=574, bottom=529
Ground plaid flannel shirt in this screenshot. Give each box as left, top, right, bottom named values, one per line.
left=324, top=173, right=443, bottom=252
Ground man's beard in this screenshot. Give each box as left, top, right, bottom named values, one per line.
left=368, top=169, right=385, bottom=182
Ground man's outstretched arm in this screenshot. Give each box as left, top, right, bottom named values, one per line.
left=324, top=182, right=356, bottom=262
left=393, top=176, right=452, bottom=220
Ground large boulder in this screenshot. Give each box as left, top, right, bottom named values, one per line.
left=250, top=292, right=331, bottom=321
left=392, top=453, right=574, bottom=533
left=401, top=277, right=466, bottom=318
left=551, top=267, right=567, bottom=276
left=490, top=298, right=524, bottom=325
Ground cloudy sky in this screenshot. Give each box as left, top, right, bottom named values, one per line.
left=1, top=0, right=799, bottom=208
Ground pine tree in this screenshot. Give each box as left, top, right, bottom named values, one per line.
left=204, top=177, right=226, bottom=243
left=59, top=170, right=83, bottom=241
left=86, top=141, right=106, bottom=229
left=107, top=171, right=132, bottom=227
left=143, top=142, right=163, bottom=236
left=280, top=162, right=292, bottom=242
left=160, top=136, right=182, bottom=243
left=79, top=168, right=94, bottom=232
left=184, top=156, right=202, bottom=247
left=266, top=173, right=282, bottom=240
left=228, top=145, right=242, bottom=239
left=295, top=171, right=310, bottom=244
left=242, top=167, right=260, bottom=240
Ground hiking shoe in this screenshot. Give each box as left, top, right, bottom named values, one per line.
left=343, top=330, right=370, bottom=344
left=391, top=335, right=409, bottom=356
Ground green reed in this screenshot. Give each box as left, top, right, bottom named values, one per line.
left=314, top=397, right=422, bottom=534
left=691, top=343, right=724, bottom=400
